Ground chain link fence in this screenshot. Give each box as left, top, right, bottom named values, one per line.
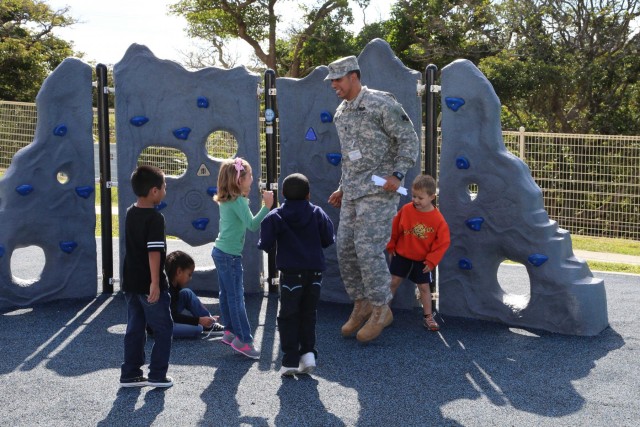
left=1, top=100, right=638, bottom=241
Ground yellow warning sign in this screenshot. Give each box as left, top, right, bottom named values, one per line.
left=197, top=164, right=210, bottom=176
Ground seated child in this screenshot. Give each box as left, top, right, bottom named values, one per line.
left=151, top=250, right=225, bottom=338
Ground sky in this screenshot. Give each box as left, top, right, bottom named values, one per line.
left=47, top=0, right=392, bottom=66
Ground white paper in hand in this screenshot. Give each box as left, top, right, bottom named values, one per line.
left=371, top=175, right=408, bottom=196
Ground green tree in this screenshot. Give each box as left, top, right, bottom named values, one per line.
left=169, top=0, right=354, bottom=77
left=383, top=0, right=502, bottom=72
left=0, top=0, right=77, bottom=101
left=481, top=0, right=640, bottom=134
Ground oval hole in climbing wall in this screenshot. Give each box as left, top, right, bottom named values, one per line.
left=10, top=246, right=46, bottom=286
left=205, top=130, right=238, bottom=161
left=138, top=146, right=188, bottom=178
left=467, top=183, right=479, bottom=201
left=56, top=171, right=69, bottom=184
left=497, top=261, right=531, bottom=314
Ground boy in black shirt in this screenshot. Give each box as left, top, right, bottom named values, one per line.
left=120, top=165, right=173, bottom=388
left=258, top=173, right=335, bottom=376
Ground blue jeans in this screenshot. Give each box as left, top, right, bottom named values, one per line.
left=121, top=291, right=173, bottom=381
left=212, top=246, right=253, bottom=344
left=174, top=288, right=210, bottom=338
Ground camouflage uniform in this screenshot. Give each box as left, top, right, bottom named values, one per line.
left=334, top=86, right=419, bottom=305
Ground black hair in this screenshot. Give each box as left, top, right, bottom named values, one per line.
left=349, top=70, right=361, bottom=80
left=282, top=173, right=310, bottom=201
left=130, top=165, right=164, bottom=197
left=165, top=250, right=195, bottom=282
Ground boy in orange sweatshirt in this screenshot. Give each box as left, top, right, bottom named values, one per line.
left=386, top=174, right=450, bottom=331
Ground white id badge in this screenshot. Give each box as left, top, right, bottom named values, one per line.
left=348, top=149, right=362, bottom=161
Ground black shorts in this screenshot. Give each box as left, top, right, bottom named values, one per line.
left=389, top=253, right=432, bottom=285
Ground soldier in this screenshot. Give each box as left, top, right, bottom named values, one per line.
left=326, top=55, right=419, bottom=343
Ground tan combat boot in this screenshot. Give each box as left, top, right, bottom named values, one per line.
left=341, top=299, right=373, bottom=337
left=356, top=304, right=393, bottom=343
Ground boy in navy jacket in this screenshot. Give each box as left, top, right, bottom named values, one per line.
left=258, top=173, right=335, bottom=376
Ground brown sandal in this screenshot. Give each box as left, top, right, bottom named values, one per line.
left=423, top=314, right=439, bottom=331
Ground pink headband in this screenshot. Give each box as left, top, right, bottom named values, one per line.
left=234, top=157, right=245, bottom=184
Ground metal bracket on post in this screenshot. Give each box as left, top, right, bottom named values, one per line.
left=264, top=69, right=279, bottom=294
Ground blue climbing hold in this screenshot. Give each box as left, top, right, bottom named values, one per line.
left=320, top=110, right=333, bottom=123
left=528, top=254, right=549, bottom=267
left=15, top=184, right=34, bottom=196
left=197, top=96, right=209, bottom=108
left=130, top=116, right=149, bottom=127
left=192, top=218, right=210, bottom=231
left=207, top=186, right=218, bottom=197
left=53, top=125, right=68, bottom=137
left=326, top=153, right=342, bottom=166
left=59, top=241, right=78, bottom=254
left=0, top=245, right=4, bottom=257
left=155, top=201, right=168, bottom=211
left=458, top=258, right=473, bottom=270
left=75, top=186, right=94, bottom=199
left=465, top=217, right=484, bottom=231
left=173, top=127, right=191, bottom=140
left=456, top=156, right=470, bottom=169
left=305, top=127, right=318, bottom=141
left=445, top=97, right=465, bottom=112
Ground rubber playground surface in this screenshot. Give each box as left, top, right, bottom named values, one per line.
left=1, top=242, right=638, bottom=426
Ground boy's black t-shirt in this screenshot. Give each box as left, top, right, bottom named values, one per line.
left=122, top=204, right=168, bottom=294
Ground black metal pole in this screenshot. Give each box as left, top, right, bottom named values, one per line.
left=424, top=64, right=438, bottom=313
left=264, top=69, right=278, bottom=293
left=96, top=64, right=113, bottom=293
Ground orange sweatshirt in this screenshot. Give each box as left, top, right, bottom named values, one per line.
left=386, top=202, right=451, bottom=270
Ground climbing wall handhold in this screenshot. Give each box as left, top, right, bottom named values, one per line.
left=527, top=253, right=549, bottom=267
left=0, top=245, right=4, bottom=257
left=129, top=116, right=149, bottom=127
left=320, top=110, right=333, bottom=123
left=456, top=156, right=470, bottom=169
left=173, top=127, right=191, bottom=140
left=207, top=186, right=218, bottom=197
left=458, top=258, right=473, bottom=270
left=197, top=96, right=209, bottom=108
left=326, top=153, right=342, bottom=166
left=445, top=97, right=465, bottom=112
left=75, top=186, right=94, bottom=199
left=192, top=218, right=209, bottom=230
left=53, top=125, right=68, bottom=137
left=15, top=184, right=34, bottom=196
left=155, top=201, right=167, bottom=211
left=465, top=217, right=484, bottom=231
left=59, top=241, right=78, bottom=254
left=305, top=128, right=318, bottom=141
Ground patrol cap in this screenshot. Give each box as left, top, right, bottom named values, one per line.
left=324, top=56, right=360, bottom=80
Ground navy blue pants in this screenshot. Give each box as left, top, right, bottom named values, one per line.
left=278, top=270, right=322, bottom=368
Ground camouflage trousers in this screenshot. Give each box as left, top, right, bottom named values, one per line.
left=336, top=192, right=398, bottom=305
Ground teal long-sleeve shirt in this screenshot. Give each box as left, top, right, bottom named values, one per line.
left=214, top=196, right=269, bottom=256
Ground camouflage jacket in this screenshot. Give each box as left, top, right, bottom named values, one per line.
left=334, top=86, right=419, bottom=201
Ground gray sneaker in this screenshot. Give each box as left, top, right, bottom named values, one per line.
left=221, top=330, right=235, bottom=345
left=230, top=337, right=260, bottom=360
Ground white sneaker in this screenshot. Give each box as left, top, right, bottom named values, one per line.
left=279, top=366, right=298, bottom=376
left=298, top=352, right=316, bottom=374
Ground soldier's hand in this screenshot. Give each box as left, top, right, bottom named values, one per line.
left=383, top=175, right=401, bottom=192
left=328, top=190, right=343, bottom=208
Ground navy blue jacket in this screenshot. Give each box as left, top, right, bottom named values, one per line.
left=257, top=199, right=335, bottom=271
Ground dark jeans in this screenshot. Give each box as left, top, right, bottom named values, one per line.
left=121, top=291, right=173, bottom=381
left=278, top=270, right=322, bottom=368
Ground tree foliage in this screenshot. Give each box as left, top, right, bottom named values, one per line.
left=480, top=0, right=640, bottom=133
left=0, top=0, right=76, bottom=101
left=169, top=0, right=353, bottom=76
